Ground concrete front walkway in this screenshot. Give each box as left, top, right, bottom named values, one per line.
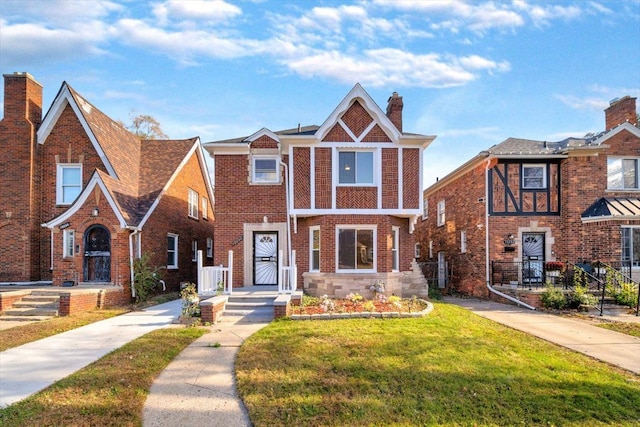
left=142, top=319, right=270, bottom=427
left=0, top=299, right=182, bottom=408
left=444, top=297, right=640, bottom=374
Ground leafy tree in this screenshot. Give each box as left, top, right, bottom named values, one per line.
left=119, top=111, right=168, bottom=139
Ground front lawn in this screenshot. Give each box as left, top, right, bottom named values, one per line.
left=237, top=302, right=640, bottom=426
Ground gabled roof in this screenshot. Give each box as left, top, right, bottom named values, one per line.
left=581, top=197, right=640, bottom=223
left=40, top=82, right=208, bottom=229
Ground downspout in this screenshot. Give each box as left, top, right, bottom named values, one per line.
left=280, top=160, right=293, bottom=267
left=484, top=159, right=536, bottom=310
left=128, top=227, right=140, bottom=298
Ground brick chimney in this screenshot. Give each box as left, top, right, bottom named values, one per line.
left=605, top=96, right=637, bottom=130
left=386, top=91, right=403, bottom=133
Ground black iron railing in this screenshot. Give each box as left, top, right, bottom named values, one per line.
left=417, top=261, right=448, bottom=289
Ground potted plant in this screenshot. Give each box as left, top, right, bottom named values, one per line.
left=545, top=261, right=564, bottom=277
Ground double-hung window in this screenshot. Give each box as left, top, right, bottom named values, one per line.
left=621, top=227, right=640, bottom=267
left=310, top=226, right=320, bottom=272
left=206, top=237, right=213, bottom=258
left=56, top=164, right=82, bottom=205
left=192, top=239, right=198, bottom=262
left=522, top=164, right=546, bottom=189
left=337, top=226, right=375, bottom=272
left=167, top=234, right=178, bottom=269
left=391, top=226, right=399, bottom=272
left=338, top=151, right=374, bottom=185
left=252, top=157, right=279, bottom=183
left=63, top=229, right=75, bottom=258
left=437, top=200, right=446, bottom=227
left=608, top=157, right=639, bottom=190
left=188, top=189, right=199, bottom=218
left=202, top=197, right=208, bottom=220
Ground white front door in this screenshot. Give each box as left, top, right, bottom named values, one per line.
left=253, top=232, right=278, bottom=285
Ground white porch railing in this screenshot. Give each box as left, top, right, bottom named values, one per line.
left=197, top=250, right=233, bottom=295
left=278, top=249, right=297, bottom=294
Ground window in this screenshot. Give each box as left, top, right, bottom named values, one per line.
left=167, top=234, right=178, bottom=269
left=202, top=197, right=208, bottom=220
left=437, top=200, right=445, bottom=227
left=56, top=164, right=82, bottom=205
left=391, top=226, right=399, bottom=272
left=337, top=226, right=375, bottom=272
left=192, top=239, right=198, bottom=262
left=608, top=158, right=639, bottom=189
left=422, top=198, right=429, bottom=220
left=522, top=164, right=546, bottom=189
left=415, top=243, right=421, bottom=259
left=63, top=229, right=75, bottom=258
left=621, top=227, right=640, bottom=266
left=338, top=151, right=374, bottom=184
left=310, top=226, right=320, bottom=271
left=461, top=231, right=467, bottom=253
left=188, top=189, right=199, bottom=218
left=429, top=240, right=433, bottom=259
left=252, top=157, right=279, bottom=183
left=206, top=237, right=213, bottom=258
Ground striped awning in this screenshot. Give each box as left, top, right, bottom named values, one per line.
left=581, top=197, right=640, bottom=222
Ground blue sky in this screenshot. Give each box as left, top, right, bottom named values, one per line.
left=1, top=0, right=639, bottom=186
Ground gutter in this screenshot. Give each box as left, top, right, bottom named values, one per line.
left=483, top=159, right=536, bottom=311
left=128, top=227, right=141, bottom=298
left=280, top=160, right=293, bottom=270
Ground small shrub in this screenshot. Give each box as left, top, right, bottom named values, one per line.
left=566, top=285, right=597, bottom=309
left=611, top=282, right=639, bottom=308
left=362, top=301, right=376, bottom=312
left=133, top=252, right=163, bottom=304
left=180, top=283, right=201, bottom=318
left=541, top=283, right=566, bottom=310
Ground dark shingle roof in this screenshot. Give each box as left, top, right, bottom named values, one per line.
left=205, top=125, right=320, bottom=144
left=582, top=197, right=640, bottom=220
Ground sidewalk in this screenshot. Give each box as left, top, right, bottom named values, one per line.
left=0, top=299, right=182, bottom=408
left=444, top=297, right=640, bottom=374
left=142, top=319, right=270, bottom=427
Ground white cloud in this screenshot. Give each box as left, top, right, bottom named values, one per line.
left=554, top=94, right=609, bottom=111
left=152, top=0, right=241, bottom=26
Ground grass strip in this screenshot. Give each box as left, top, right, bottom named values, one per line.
left=595, top=321, right=640, bottom=338
left=237, top=302, right=640, bottom=426
left=0, top=327, right=207, bottom=427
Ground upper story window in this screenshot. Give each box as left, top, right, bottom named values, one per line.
left=188, top=189, right=199, bottom=218
left=337, top=226, right=376, bottom=272
left=608, top=157, right=639, bottom=190
left=252, top=157, right=279, bottom=183
left=422, top=198, right=429, bottom=220
left=56, top=164, right=82, bottom=205
left=437, top=200, right=445, bottom=227
left=202, top=197, right=208, bottom=220
left=522, top=164, right=546, bottom=189
left=167, top=233, right=178, bottom=269
left=338, top=151, right=374, bottom=185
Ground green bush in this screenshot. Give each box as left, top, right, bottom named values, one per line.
left=133, top=252, right=163, bottom=304
left=540, top=283, right=566, bottom=310
left=566, top=285, right=597, bottom=309
left=180, top=282, right=201, bottom=318
left=611, top=282, right=639, bottom=308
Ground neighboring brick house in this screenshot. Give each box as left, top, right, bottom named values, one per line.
left=416, top=96, right=640, bottom=298
left=0, top=72, right=215, bottom=297
left=204, top=84, right=434, bottom=297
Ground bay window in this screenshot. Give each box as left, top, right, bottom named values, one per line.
left=337, top=226, right=376, bottom=272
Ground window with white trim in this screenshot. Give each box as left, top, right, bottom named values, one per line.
left=337, top=226, right=376, bottom=272
left=206, top=237, right=213, bottom=258
left=522, top=164, right=546, bottom=189
left=202, top=197, right=208, bottom=220
left=608, top=157, right=639, bottom=190
left=192, top=239, right=198, bottom=262
left=56, top=164, right=82, bottom=205
left=621, top=227, right=640, bottom=266
left=252, top=156, right=279, bottom=183
left=429, top=240, right=433, bottom=259
left=437, top=200, right=445, bottom=227
left=167, top=234, right=178, bottom=269
left=415, top=243, right=421, bottom=259
left=461, top=231, right=467, bottom=253
left=338, top=151, right=374, bottom=185
left=188, top=189, right=199, bottom=218
left=310, top=226, right=320, bottom=272
left=422, top=198, right=428, bottom=220
left=391, top=226, right=399, bottom=272
left=63, top=229, right=75, bottom=258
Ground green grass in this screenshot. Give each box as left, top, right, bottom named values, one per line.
left=595, top=321, right=640, bottom=338
left=0, top=327, right=207, bottom=427
left=237, top=302, right=640, bottom=426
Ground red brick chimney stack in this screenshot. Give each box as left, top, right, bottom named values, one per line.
left=386, top=91, right=403, bottom=133
left=604, top=96, right=637, bottom=130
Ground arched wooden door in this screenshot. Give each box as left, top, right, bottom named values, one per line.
left=83, top=225, right=111, bottom=282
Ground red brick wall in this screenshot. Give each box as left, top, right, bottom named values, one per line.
left=381, top=148, right=398, bottom=209
left=0, top=73, right=43, bottom=282
left=314, top=148, right=332, bottom=209
left=293, top=147, right=311, bottom=209
left=340, top=101, right=372, bottom=139
left=402, top=148, right=420, bottom=209
left=336, top=187, right=377, bottom=209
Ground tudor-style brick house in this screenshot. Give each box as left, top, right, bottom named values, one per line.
left=416, top=96, right=640, bottom=299
left=0, top=72, right=215, bottom=298
left=205, top=84, right=433, bottom=297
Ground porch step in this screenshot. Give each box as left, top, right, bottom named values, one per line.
left=0, top=315, right=54, bottom=322
left=223, top=295, right=276, bottom=322
left=1, top=292, right=61, bottom=319
left=4, top=307, right=59, bottom=317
